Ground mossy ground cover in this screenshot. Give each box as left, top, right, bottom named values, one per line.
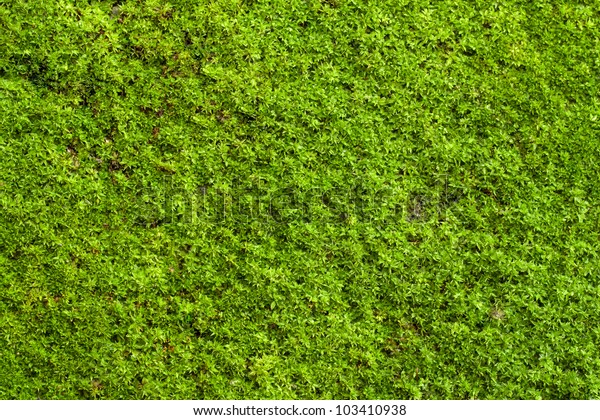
left=1, top=0, right=600, bottom=399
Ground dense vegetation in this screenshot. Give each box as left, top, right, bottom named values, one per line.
left=1, top=0, right=599, bottom=399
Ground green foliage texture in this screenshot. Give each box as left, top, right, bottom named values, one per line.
left=1, top=0, right=600, bottom=399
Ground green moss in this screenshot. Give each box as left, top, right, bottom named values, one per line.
left=1, top=0, right=599, bottom=399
